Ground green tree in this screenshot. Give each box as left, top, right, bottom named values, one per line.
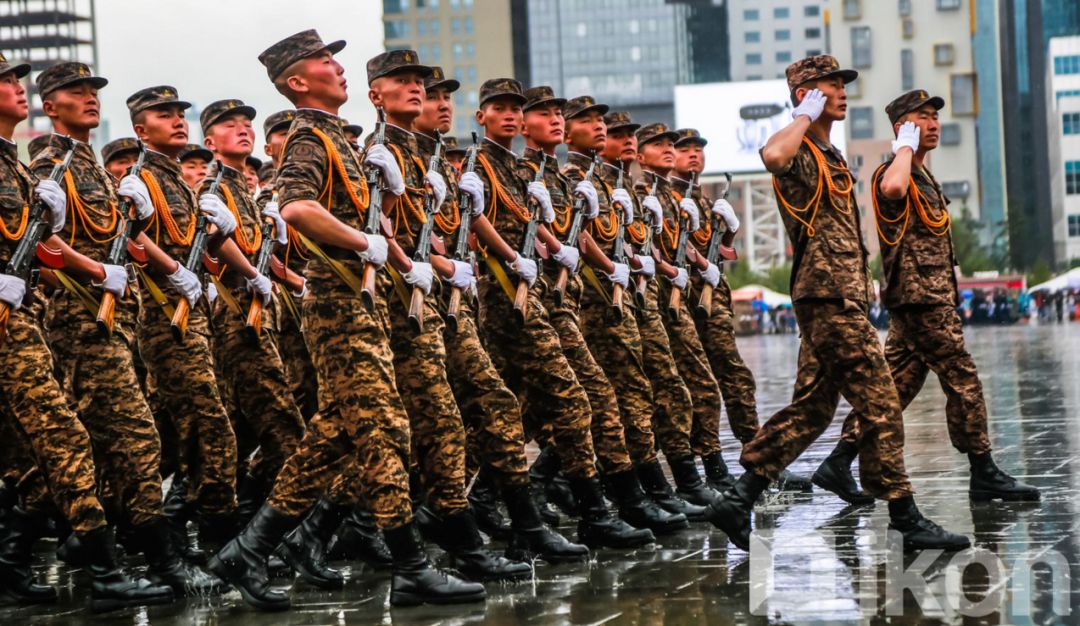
left=1027, top=258, right=1053, bottom=287
left=951, top=208, right=996, bottom=274
left=761, top=263, right=793, bottom=295
left=724, top=259, right=763, bottom=290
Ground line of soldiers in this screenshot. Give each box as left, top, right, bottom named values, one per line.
left=0, top=30, right=1038, bottom=614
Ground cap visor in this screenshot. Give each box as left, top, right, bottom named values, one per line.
left=325, top=40, right=346, bottom=55
left=182, top=148, right=213, bottom=162
left=427, top=79, right=461, bottom=93
left=835, top=69, right=858, bottom=84
left=676, top=137, right=707, bottom=147
left=7, top=63, right=31, bottom=79
left=481, top=93, right=527, bottom=107
left=526, top=97, right=567, bottom=112
left=608, top=122, right=641, bottom=133
left=926, top=96, right=945, bottom=110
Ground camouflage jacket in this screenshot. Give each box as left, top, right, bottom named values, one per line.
left=211, top=164, right=264, bottom=290
left=415, top=131, right=463, bottom=252
left=598, top=160, right=649, bottom=257
left=0, top=138, right=36, bottom=268
left=520, top=147, right=573, bottom=276
left=141, top=150, right=198, bottom=289
left=672, top=173, right=725, bottom=260
left=634, top=170, right=684, bottom=266
left=366, top=123, right=429, bottom=256
left=563, top=151, right=620, bottom=260
left=474, top=138, right=531, bottom=253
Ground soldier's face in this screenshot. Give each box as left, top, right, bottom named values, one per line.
left=370, top=72, right=426, bottom=122
left=675, top=143, right=704, bottom=174
left=105, top=153, right=137, bottom=183
left=181, top=157, right=208, bottom=189
left=0, top=71, right=28, bottom=123
left=417, top=87, right=454, bottom=134
left=476, top=99, right=522, bottom=142
left=264, top=129, right=287, bottom=164
left=566, top=111, right=606, bottom=152
left=293, top=51, right=348, bottom=107
left=602, top=128, right=637, bottom=163
left=205, top=113, right=254, bottom=160
left=897, top=105, right=941, bottom=151
left=44, top=82, right=100, bottom=130
left=244, top=164, right=259, bottom=193
left=522, top=104, right=564, bottom=148
left=638, top=138, right=675, bottom=172
left=135, top=105, right=189, bottom=153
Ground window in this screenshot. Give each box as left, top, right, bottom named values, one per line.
left=774, top=7, right=789, bottom=18
left=745, top=31, right=761, bottom=43
left=464, top=17, right=474, bottom=34
left=941, top=181, right=970, bottom=199
left=1059, top=89, right=1080, bottom=102
left=467, top=66, right=477, bottom=83
left=902, top=18, right=914, bottom=38
left=935, top=43, right=955, bottom=65
left=746, top=53, right=762, bottom=65
left=846, top=77, right=862, bottom=98
left=776, top=29, right=791, bottom=41
left=1064, top=112, right=1080, bottom=135
left=805, top=6, right=820, bottom=17
left=744, top=9, right=759, bottom=20
left=451, top=18, right=461, bottom=34
left=1069, top=215, right=1080, bottom=237
left=850, top=107, right=874, bottom=139
left=807, top=48, right=822, bottom=56
left=899, top=0, right=911, bottom=16
left=951, top=73, right=977, bottom=115
left=453, top=43, right=464, bottom=59
left=384, top=0, right=407, bottom=14
left=1054, top=56, right=1080, bottom=75
left=844, top=0, right=861, bottom=19
left=1068, top=162, right=1080, bottom=195
left=901, top=50, right=914, bottom=90
left=940, top=123, right=961, bottom=145
left=466, top=42, right=475, bottom=58
left=430, top=43, right=441, bottom=61
left=384, top=20, right=409, bottom=39
left=805, top=27, right=821, bottom=39
left=450, top=0, right=459, bottom=7
left=417, top=20, right=427, bottom=36
left=851, top=26, right=872, bottom=68
left=776, top=51, right=792, bottom=63
left=937, top=0, right=961, bottom=9
left=576, top=22, right=587, bottom=37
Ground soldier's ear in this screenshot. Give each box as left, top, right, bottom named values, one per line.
left=475, top=108, right=485, bottom=126
left=368, top=87, right=382, bottom=109
left=284, top=72, right=308, bottom=95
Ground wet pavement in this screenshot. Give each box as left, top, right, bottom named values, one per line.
left=4, top=322, right=1080, bottom=624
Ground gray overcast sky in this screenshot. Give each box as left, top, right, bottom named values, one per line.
left=92, top=0, right=382, bottom=154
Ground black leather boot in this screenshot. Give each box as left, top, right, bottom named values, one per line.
left=130, top=518, right=224, bottom=596
left=502, top=484, right=589, bottom=563
left=775, top=470, right=814, bottom=493
left=704, top=471, right=771, bottom=550
left=276, top=498, right=350, bottom=590
left=636, top=459, right=707, bottom=521
left=325, top=505, right=393, bottom=568
left=0, top=506, right=56, bottom=603
left=530, top=446, right=578, bottom=516
left=701, top=452, right=736, bottom=492
left=468, top=468, right=513, bottom=540
left=669, top=455, right=721, bottom=506
left=606, top=469, right=688, bottom=535
left=162, top=476, right=205, bottom=564
left=530, top=481, right=561, bottom=526
left=197, top=512, right=239, bottom=556
left=235, top=474, right=269, bottom=527
left=437, top=509, right=532, bottom=582
left=384, top=522, right=486, bottom=607
left=569, top=476, right=654, bottom=549
left=81, top=526, right=174, bottom=613
left=887, top=496, right=971, bottom=552
left=969, top=452, right=1040, bottom=502
left=207, top=504, right=299, bottom=611
left=812, top=441, right=874, bottom=505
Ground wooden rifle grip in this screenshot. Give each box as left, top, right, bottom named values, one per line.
left=611, top=283, right=624, bottom=323
left=408, top=287, right=426, bottom=334
left=694, top=284, right=714, bottom=320
left=634, top=274, right=648, bottom=308
left=446, top=287, right=462, bottom=333
left=360, top=263, right=377, bottom=311
left=170, top=297, right=191, bottom=343
left=95, top=292, right=117, bottom=337
left=245, top=297, right=264, bottom=340
left=553, top=266, right=569, bottom=307
left=667, top=286, right=682, bottom=321
left=513, top=279, right=530, bottom=326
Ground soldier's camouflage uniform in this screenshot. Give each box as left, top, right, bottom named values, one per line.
left=740, top=134, right=914, bottom=500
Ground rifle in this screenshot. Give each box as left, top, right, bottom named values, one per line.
left=552, top=154, right=599, bottom=308
left=170, top=160, right=225, bottom=343
left=407, top=131, right=444, bottom=334
left=96, top=141, right=148, bottom=337
left=666, top=171, right=697, bottom=321
left=0, top=136, right=76, bottom=343
left=360, top=107, right=387, bottom=311
left=244, top=192, right=279, bottom=341
left=633, top=171, right=660, bottom=308
left=693, top=172, right=734, bottom=320
left=609, top=165, right=628, bottom=322
left=445, top=131, right=479, bottom=334
left=513, top=154, right=547, bottom=327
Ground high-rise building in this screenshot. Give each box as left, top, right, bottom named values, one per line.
left=727, top=0, right=826, bottom=82
left=1047, top=37, right=1080, bottom=264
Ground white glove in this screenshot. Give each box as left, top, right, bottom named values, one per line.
left=358, top=233, right=388, bottom=268
left=262, top=200, right=288, bottom=245
left=510, top=254, right=538, bottom=287
left=364, top=144, right=406, bottom=196
left=892, top=121, right=921, bottom=155
left=446, top=259, right=475, bottom=290
left=632, top=255, right=656, bottom=278
left=98, top=264, right=128, bottom=297
left=458, top=171, right=485, bottom=216
left=552, top=244, right=579, bottom=271
left=574, top=181, right=599, bottom=219
left=699, top=261, right=721, bottom=288
left=642, top=195, right=664, bottom=234
left=425, top=170, right=447, bottom=209
left=611, top=188, right=634, bottom=224
left=667, top=267, right=688, bottom=290
left=792, top=88, right=826, bottom=122
left=199, top=193, right=236, bottom=237
left=679, top=197, right=701, bottom=232
left=712, top=199, right=739, bottom=233
left=246, top=273, right=273, bottom=305
left=0, top=274, right=26, bottom=310
left=404, top=260, right=434, bottom=295
left=118, top=175, right=153, bottom=220
left=36, top=179, right=66, bottom=233
left=166, top=264, right=203, bottom=305
left=527, top=181, right=555, bottom=223
left=291, top=280, right=308, bottom=299
left=607, top=262, right=630, bottom=288
left=206, top=282, right=218, bottom=305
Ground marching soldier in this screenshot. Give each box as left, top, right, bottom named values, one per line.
left=705, top=55, right=970, bottom=553
left=179, top=143, right=212, bottom=189
left=443, top=135, right=467, bottom=170
left=100, top=137, right=139, bottom=182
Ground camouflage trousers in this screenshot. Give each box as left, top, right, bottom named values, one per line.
left=138, top=298, right=237, bottom=516
left=0, top=304, right=106, bottom=534
left=839, top=304, right=991, bottom=455
left=635, top=280, right=695, bottom=459
left=659, top=281, right=724, bottom=457
left=478, top=274, right=597, bottom=480
left=740, top=299, right=914, bottom=500
left=692, top=275, right=759, bottom=443
left=268, top=290, right=413, bottom=530
left=211, top=287, right=304, bottom=495
left=277, top=296, right=320, bottom=423
left=579, top=281, right=659, bottom=466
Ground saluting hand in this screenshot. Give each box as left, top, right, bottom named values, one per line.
left=792, top=88, right=826, bottom=122
left=892, top=121, right=921, bottom=155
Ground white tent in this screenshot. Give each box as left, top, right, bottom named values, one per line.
left=731, top=284, right=792, bottom=308
left=1028, top=268, right=1080, bottom=293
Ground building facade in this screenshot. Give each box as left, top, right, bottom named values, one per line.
left=727, top=0, right=826, bottom=82
left=1048, top=36, right=1080, bottom=264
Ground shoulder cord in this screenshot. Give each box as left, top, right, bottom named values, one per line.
left=141, top=169, right=195, bottom=247
left=871, top=165, right=950, bottom=246
left=0, top=204, right=28, bottom=240
left=772, top=136, right=854, bottom=237
left=61, top=165, right=119, bottom=246
left=384, top=144, right=429, bottom=240
left=220, top=182, right=261, bottom=256
left=477, top=153, right=532, bottom=225
left=588, top=180, right=619, bottom=242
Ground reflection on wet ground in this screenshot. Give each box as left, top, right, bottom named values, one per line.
left=4, top=323, right=1080, bottom=624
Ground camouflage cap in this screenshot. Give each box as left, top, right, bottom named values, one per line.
left=425, top=66, right=460, bottom=93
left=179, top=143, right=213, bottom=163
left=36, top=62, right=108, bottom=98
left=101, top=137, right=140, bottom=165
left=200, top=98, right=256, bottom=135
left=479, top=78, right=526, bottom=107
left=366, top=49, right=432, bottom=85
left=603, top=110, right=640, bottom=133
left=259, top=29, right=346, bottom=81
left=245, top=155, right=263, bottom=171
left=27, top=135, right=51, bottom=160
left=263, top=109, right=296, bottom=139
left=563, top=95, right=609, bottom=120
left=125, top=85, right=191, bottom=119
left=885, top=89, right=946, bottom=125
left=444, top=136, right=465, bottom=155
left=257, top=161, right=276, bottom=182
left=635, top=122, right=679, bottom=148
left=785, top=54, right=858, bottom=92
left=0, top=51, right=30, bottom=80
left=674, top=128, right=707, bottom=147
left=342, top=122, right=364, bottom=137
left=523, top=85, right=566, bottom=112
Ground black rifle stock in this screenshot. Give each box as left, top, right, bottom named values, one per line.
left=513, top=155, right=547, bottom=327
left=96, top=141, right=148, bottom=337
left=407, top=132, right=444, bottom=334
left=445, top=132, right=480, bottom=333
left=552, top=154, right=599, bottom=307
left=694, top=172, right=733, bottom=320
